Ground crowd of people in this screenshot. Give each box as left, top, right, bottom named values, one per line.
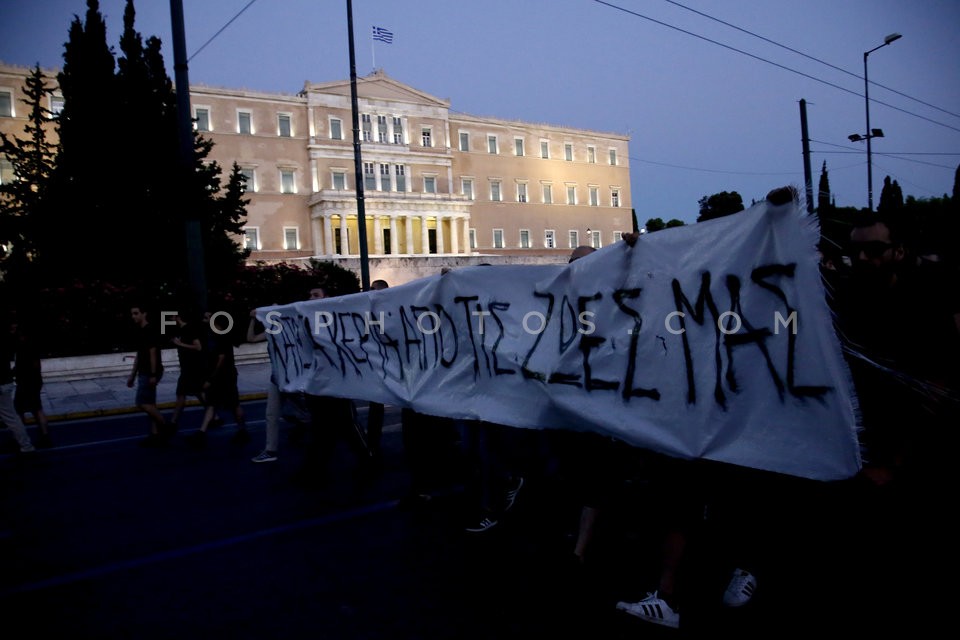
left=2, top=186, right=957, bottom=632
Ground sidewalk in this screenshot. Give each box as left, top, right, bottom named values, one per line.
left=39, top=358, right=273, bottom=422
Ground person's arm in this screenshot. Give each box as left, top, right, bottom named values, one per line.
left=204, top=353, right=227, bottom=389
left=127, top=353, right=138, bottom=387
left=147, top=345, right=160, bottom=386
left=247, top=310, right=266, bottom=343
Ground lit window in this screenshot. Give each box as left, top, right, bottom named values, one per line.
left=280, top=170, right=295, bottom=193
left=330, top=118, right=343, bottom=140
left=194, top=107, right=210, bottom=132
left=520, top=229, right=531, bottom=248
left=284, top=228, right=299, bottom=250
left=542, top=184, right=552, bottom=204
left=50, top=95, right=65, bottom=117
left=544, top=230, right=556, bottom=249
left=239, top=167, right=255, bottom=192
left=278, top=113, right=291, bottom=137
left=611, top=189, right=620, bottom=207
left=493, top=229, right=504, bottom=249
left=517, top=183, right=528, bottom=203
left=487, top=135, right=498, bottom=154
left=238, top=111, right=252, bottom=134
left=490, top=180, right=502, bottom=202
left=244, top=228, right=260, bottom=250
left=0, top=158, right=14, bottom=185
left=0, top=91, right=12, bottom=117
left=421, top=127, right=432, bottom=147
left=459, top=132, right=470, bottom=151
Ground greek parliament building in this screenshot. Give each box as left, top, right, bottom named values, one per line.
left=1, top=63, right=632, bottom=283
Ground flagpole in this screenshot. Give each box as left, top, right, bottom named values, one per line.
left=346, top=0, right=370, bottom=290
left=371, top=32, right=376, bottom=71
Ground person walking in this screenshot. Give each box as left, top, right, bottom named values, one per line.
left=12, top=315, right=53, bottom=448
left=1, top=312, right=36, bottom=453
left=126, top=302, right=171, bottom=448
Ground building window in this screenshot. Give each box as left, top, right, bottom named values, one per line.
left=591, top=230, right=602, bottom=249
left=468, top=228, right=477, bottom=249
left=424, top=176, right=436, bottom=194
left=490, top=180, right=502, bottom=202
left=238, top=111, right=252, bottom=135
left=564, top=143, right=573, bottom=161
left=462, top=178, right=474, bottom=200
left=517, top=182, right=528, bottom=203
left=0, top=158, right=14, bottom=185
left=393, top=116, right=404, bottom=144
left=278, top=113, right=292, bottom=137
left=493, top=229, right=504, bottom=249
left=377, top=115, right=388, bottom=143
left=280, top=170, right=296, bottom=194
left=542, top=183, right=552, bottom=204
left=244, top=228, right=260, bottom=251
left=394, top=164, right=406, bottom=191
left=568, top=230, right=579, bottom=249
left=332, top=171, right=346, bottom=190
left=194, top=107, right=210, bottom=132
left=609, top=148, right=617, bottom=165
left=421, top=127, right=432, bottom=148
left=487, top=135, right=498, bottom=154
left=380, top=163, right=391, bottom=191
left=589, top=186, right=599, bottom=207
left=587, top=146, right=596, bottom=163
left=361, top=113, right=372, bottom=142
left=459, top=131, right=470, bottom=151
left=330, top=117, right=343, bottom=140
left=0, top=91, right=12, bottom=117
left=612, top=230, right=621, bottom=243
left=515, top=138, right=524, bottom=156
left=611, top=189, right=621, bottom=207
left=566, top=185, right=577, bottom=205
left=540, top=140, right=549, bottom=159
left=239, top=167, right=256, bottom=193
left=49, top=95, right=65, bottom=117
left=544, top=229, right=556, bottom=249
left=363, top=162, right=376, bottom=191
left=284, top=227, right=299, bottom=250
left=520, top=229, right=531, bottom=249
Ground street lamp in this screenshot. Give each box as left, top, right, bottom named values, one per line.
left=853, top=32, right=901, bottom=212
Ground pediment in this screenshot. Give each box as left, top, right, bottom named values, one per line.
left=304, top=70, right=449, bottom=108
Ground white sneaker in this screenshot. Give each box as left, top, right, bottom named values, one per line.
left=722, top=569, right=757, bottom=607
left=251, top=450, right=278, bottom=463
left=616, top=591, right=680, bottom=629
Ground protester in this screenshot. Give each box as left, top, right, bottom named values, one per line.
left=168, top=309, right=206, bottom=430
left=126, top=302, right=171, bottom=447
left=1, top=312, right=36, bottom=453
left=12, top=315, right=53, bottom=448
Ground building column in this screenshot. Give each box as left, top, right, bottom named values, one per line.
left=450, top=216, right=460, bottom=255
left=310, top=158, right=319, bottom=192
left=405, top=214, right=415, bottom=255
left=390, top=215, right=399, bottom=255
left=436, top=215, right=445, bottom=255
left=420, top=215, right=430, bottom=255
left=323, top=215, right=334, bottom=255
left=311, top=217, right=322, bottom=256
left=339, top=216, right=350, bottom=256
left=462, top=218, right=472, bottom=255
left=373, top=215, right=383, bottom=255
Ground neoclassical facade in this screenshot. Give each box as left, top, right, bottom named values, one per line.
left=2, top=63, right=632, bottom=271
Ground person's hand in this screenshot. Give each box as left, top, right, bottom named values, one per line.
left=148, top=376, right=158, bottom=388
left=126, top=376, right=135, bottom=388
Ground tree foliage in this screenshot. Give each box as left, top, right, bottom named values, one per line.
left=696, top=191, right=745, bottom=223
left=877, top=175, right=904, bottom=213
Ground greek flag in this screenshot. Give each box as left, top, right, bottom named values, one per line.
left=372, top=26, right=393, bottom=44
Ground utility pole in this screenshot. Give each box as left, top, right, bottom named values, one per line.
left=170, top=0, right=207, bottom=313
left=346, top=0, right=371, bottom=291
left=799, top=99, right=815, bottom=216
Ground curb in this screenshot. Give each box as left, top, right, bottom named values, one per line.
left=41, top=392, right=269, bottom=424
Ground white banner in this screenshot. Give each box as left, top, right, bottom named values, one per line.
left=258, top=200, right=861, bottom=481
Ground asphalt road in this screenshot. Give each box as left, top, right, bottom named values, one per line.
left=0, top=400, right=927, bottom=637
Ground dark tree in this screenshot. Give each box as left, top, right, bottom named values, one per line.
left=817, top=160, right=832, bottom=215
left=0, top=65, right=57, bottom=283
left=696, top=191, right=744, bottom=222
left=665, top=219, right=685, bottom=229
left=644, top=217, right=665, bottom=233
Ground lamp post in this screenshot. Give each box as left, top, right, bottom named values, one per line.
left=855, top=33, right=901, bottom=212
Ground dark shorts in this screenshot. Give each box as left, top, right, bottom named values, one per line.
left=135, top=373, right=160, bottom=406
left=206, top=377, right=239, bottom=409
left=14, top=382, right=42, bottom=414
left=176, top=371, right=205, bottom=397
